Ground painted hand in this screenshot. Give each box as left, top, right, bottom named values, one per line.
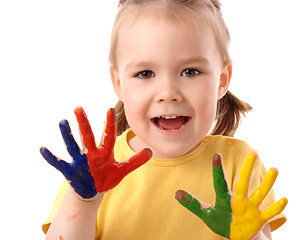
left=40, top=119, right=97, bottom=199
left=175, top=153, right=288, bottom=240
left=74, top=106, right=152, bottom=193
left=40, top=107, right=152, bottom=198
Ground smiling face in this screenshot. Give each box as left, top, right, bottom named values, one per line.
left=111, top=15, right=231, bottom=158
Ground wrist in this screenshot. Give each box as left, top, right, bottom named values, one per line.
left=45, top=186, right=104, bottom=239
left=61, top=187, right=104, bottom=216
left=70, top=187, right=104, bottom=204
left=249, top=232, right=269, bottom=240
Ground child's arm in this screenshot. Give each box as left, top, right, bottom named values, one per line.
left=44, top=186, right=104, bottom=240
left=41, top=107, right=152, bottom=239
left=175, top=153, right=287, bottom=240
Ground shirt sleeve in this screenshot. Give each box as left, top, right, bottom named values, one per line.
left=42, top=179, right=69, bottom=234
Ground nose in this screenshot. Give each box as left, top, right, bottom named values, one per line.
left=155, top=78, right=183, bottom=103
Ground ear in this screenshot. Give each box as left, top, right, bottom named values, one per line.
left=110, top=67, right=123, bottom=101
left=218, top=63, right=232, bottom=100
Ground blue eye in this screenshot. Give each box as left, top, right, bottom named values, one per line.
left=182, top=69, right=199, bottom=77
left=137, top=70, right=155, bottom=79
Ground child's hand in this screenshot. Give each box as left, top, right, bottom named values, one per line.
left=175, top=153, right=288, bottom=240
left=74, top=106, right=152, bottom=193
left=40, top=119, right=97, bottom=199
left=40, top=107, right=152, bottom=199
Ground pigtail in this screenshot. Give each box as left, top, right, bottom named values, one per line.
left=114, top=100, right=130, bottom=136
left=211, top=91, right=252, bottom=137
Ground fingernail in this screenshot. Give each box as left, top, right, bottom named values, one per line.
left=213, top=153, right=221, bottom=168
left=270, top=167, right=278, bottom=174
left=247, top=152, right=257, bottom=161
left=74, top=106, right=83, bottom=114
left=143, top=148, right=153, bottom=157
left=107, top=108, right=117, bottom=122
left=59, top=119, right=69, bottom=128
left=280, top=197, right=288, bottom=207
left=109, top=108, right=116, bottom=116
left=39, top=146, right=45, bottom=153
left=175, top=190, right=187, bottom=201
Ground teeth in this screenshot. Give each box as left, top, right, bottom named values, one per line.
left=158, top=115, right=178, bottom=119
left=157, top=124, right=185, bottom=131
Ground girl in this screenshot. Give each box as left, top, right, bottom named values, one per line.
left=41, top=0, right=287, bottom=239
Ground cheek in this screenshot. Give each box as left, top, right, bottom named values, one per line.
left=122, top=90, right=148, bottom=127
left=191, top=83, right=218, bottom=120
left=119, top=81, right=145, bottom=128
left=121, top=81, right=153, bottom=111
left=121, top=80, right=148, bottom=102
left=191, top=79, right=218, bottom=102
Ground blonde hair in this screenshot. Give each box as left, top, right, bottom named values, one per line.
left=110, top=0, right=252, bottom=137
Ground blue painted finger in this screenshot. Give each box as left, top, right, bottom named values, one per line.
left=59, top=119, right=81, bottom=158
left=40, top=114, right=99, bottom=199
left=40, top=147, right=69, bottom=173
left=40, top=146, right=97, bottom=199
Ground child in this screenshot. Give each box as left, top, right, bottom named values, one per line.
left=41, top=0, right=287, bottom=239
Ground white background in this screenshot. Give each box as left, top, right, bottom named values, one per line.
left=0, top=0, right=295, bottom=239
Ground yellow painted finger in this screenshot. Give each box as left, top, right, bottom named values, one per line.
left=261, top=197, right=288, bottom=222
left=235, top=153, right=257, bottom=197
left=249, top=168, right=278, bottom=207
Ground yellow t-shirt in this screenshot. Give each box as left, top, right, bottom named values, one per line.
left=42, top=129, right=286, bottom=239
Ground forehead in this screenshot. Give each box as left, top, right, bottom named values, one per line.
left=116, top=12, right=221, bottom=69
left=119, top=16, right=214, bottom=49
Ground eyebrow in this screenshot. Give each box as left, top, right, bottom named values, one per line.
left=178, top=57, right=210, bottom=67
left=124, top=57, right=210, bottom=72
left=124, top=61, right=155, bottom=72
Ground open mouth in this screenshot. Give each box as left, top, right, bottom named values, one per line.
left=151, top=116, right=191, bottom=131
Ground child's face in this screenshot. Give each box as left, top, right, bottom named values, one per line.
left=111, top=16, right=231, bottom=158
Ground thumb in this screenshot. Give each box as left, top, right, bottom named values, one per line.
left=117, top=148, right=152, bottom=177
left=175, top=190, right=205, bottom=219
